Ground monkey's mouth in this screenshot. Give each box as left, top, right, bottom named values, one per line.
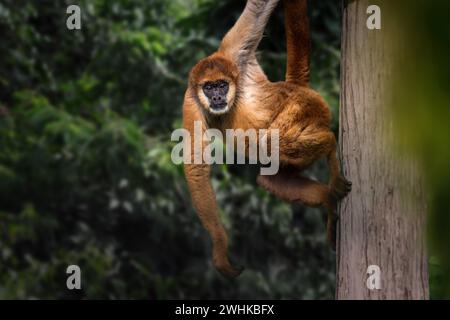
left=210, top=102, right=228, bottom=112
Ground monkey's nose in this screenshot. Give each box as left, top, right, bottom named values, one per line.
left=212, top=96, right=222, bottom=102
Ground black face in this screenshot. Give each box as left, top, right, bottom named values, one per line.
left=202, top=80, right=229, bottom=110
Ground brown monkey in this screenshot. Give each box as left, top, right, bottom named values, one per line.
left=182, top=0, right=351, bottom=278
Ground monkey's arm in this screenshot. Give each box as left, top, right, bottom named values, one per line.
left=219, top=0, right=280, bottom=67
left=182, top=94, right=243, bottom=278
left=284, top=0, right=310, bottom=86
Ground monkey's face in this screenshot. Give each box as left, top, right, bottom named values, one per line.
left=190, top=56, right=239, bottom=116
left=200, top=80, right=232, bottom=114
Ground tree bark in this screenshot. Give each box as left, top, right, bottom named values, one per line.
left=336, top=0, right=429, bottom=300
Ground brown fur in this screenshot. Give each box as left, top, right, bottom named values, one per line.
left=183, top=0, right=351, bottom=278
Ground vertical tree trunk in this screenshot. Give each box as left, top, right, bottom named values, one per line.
left=336, top=0, right=429, bottom=300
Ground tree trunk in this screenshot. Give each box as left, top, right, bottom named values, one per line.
left=336, top=0, right=429, bottom=300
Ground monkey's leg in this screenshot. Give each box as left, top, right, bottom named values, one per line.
left=287, top=131, right=351, bottom=246
left=269, top=127, right=351, bottom=249
left=257, top=169, right=329, bottom=207
left=277, top=129, right=352, bottom=199
left=257, top=169, right=338, bottom=248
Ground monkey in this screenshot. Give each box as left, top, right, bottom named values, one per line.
left=182, top=0, right=351, bottom=278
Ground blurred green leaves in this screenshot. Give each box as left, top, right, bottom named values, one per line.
left=390, top=0, right=450, bottom=299
left=0, top=0, right=340, bottom=299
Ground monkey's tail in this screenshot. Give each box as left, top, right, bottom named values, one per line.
left=284, top=0, right=310, bottom=86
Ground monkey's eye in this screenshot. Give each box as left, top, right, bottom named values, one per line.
left=219, top=82, right=228, bottom=89
left=204, top=83, right=213, bottom=91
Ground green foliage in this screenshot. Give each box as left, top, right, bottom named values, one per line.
left=0, top=0, right=340, bottom=299
left=391, top=0, right=450, bottom=299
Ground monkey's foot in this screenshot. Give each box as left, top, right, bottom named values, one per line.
left=330, top=176, right=352, bottom=201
